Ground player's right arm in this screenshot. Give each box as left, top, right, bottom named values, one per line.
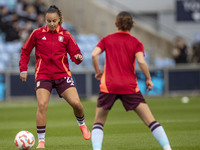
left=19, top=29, right=37, bottom=82
left=136, top=52, right=153, bottom=91
left=92, top=47, right=103, bottom=80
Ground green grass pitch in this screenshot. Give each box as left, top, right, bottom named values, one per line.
left=0, top=96, right=200, bottom=150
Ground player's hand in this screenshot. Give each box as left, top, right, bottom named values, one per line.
left=95, top=72, right=102, bottom=80
left=20, top=72, right=28, bottom=82
left=146, top=79, right=153, bottom=91
left=74, top=54, right=83, bottom=61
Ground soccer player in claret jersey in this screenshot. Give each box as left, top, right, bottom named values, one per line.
left=91, top=11, right=172, bottom=150
left=19, top=5, right=90, bottom=149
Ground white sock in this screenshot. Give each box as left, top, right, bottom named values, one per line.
left=149, top=121, right=171, bottom=150
left=37, top=126, right=46, bottom=142
left=76, top=115, right=85, bottom=126
left=91, top=123, right=104, bottom=150
left=164, top=145, right=172, bottom=150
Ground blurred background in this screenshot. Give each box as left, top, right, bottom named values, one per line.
left=0, top=0, right=200, bottom=100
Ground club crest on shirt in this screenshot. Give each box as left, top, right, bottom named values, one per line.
left=58, top=36, right=64, bottom=42
left=36, top=81, right=40, bottom=87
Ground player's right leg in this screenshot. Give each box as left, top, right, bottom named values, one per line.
left=92, top=107, right=109, bottom=150
left=135, top=103, right=172, bottom=150
left=36, top=88, right=51, bottom=149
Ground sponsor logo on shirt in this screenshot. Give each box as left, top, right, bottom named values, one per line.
left=58, top=36, right=64, bottom=42
left=42, top=36, right=46, bottom=40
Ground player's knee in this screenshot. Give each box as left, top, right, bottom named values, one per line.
left=72, top=101, right=83, bottom=110
left=38, top=102, right=48, bottom=112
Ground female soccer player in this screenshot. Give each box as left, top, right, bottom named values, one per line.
left=91, top=11, right=172, bottom=150
left=19, top=5, right=91, bottom=149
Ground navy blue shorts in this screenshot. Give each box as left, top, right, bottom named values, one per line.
left=35, top=77, right=75, bottom=97
left=97, top=91, right=146, bottom=111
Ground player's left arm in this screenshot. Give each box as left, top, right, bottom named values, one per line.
left=66, top=32, right=83, bottom=64
left=136, top=52, right=153, bottom=91
left=74, top=54, right=83, bottom=61
left=92, top=47, right=102, bottom=80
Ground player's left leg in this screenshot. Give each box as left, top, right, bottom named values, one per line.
left=135, top=103, right=172, bottom=150
left=91, top=92, right=117, bottom=150
left=61, top=87, right=91, bottom=140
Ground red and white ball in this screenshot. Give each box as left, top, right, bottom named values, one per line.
left=14, top=131, right=35, bottom=150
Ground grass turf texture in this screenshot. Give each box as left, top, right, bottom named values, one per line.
left=0, top=97, right=200, bottom=150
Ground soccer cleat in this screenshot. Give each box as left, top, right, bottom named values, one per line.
left=80, top=124, right=91, bottom=140
left=36, top=141, right=45, bottom=149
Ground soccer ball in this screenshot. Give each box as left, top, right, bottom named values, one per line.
left=14, top=131, right=35, bottom=150
left=181, top=96, right=190, bottom=103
